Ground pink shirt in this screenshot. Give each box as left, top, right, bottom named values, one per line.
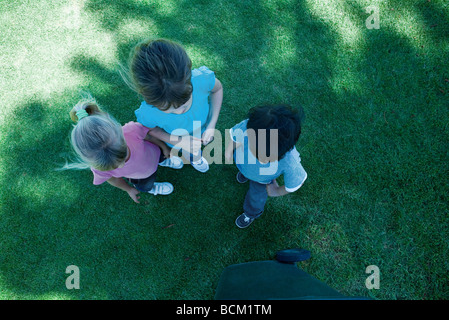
left=91, top=122, right=161, bottom=185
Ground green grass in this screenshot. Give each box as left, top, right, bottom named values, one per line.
left=0, top=0, right=448, bottom=300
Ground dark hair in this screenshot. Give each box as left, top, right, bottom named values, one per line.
left=126, top=38, right=193, bottom=111
left=246, top=104, right=304, bottom=161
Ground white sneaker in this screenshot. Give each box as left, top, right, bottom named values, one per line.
left=159, top=156, right=184, bottom=169
left=191, top=156, right=209, bottom=173
left=148, top=182, right=174, bottom=195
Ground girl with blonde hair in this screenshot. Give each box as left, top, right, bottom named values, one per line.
left=65, top=96, right=183, bottom=203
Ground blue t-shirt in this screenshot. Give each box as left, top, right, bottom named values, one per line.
left=135, top=66, right=216, bottom=148
left=230, top=119, right=307, bottom=192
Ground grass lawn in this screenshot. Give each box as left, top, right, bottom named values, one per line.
left=0, top=0, right=448, bottom=300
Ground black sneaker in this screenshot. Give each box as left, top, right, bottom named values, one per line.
left=236, top=172, right=248, bottom=183
left=235, top=213, right=255, bottom=228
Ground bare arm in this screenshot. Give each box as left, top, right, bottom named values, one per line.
left=146, top=126, right=173, bottom=144
left=146, top=126, right=201, bottom=155
left=207, top=78, right=223, bottom=129
left=144, top=132, right=171, bottom=158
left=202, top=78, right=223, bottom=145
left=266, top=180, right=291, bottom=197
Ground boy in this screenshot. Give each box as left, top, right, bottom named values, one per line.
left=225, top=105, right=307, bottom=228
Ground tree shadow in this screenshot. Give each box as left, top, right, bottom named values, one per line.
left=2, top=0, right=447, bottom=300
left=74, top=0, right=359, bottom=299
left=322, top=0, right=449, bottom=299
left=0, top=99, right=91, bottom=298
left=415, top=0, right=449, bottom=42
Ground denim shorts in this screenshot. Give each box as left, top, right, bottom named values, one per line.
left=127, top=152, right=165, bottom=192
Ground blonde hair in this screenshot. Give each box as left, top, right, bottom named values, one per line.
left=62, top=96, right=127, bottom=171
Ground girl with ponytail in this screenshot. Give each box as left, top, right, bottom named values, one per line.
left=64, top=95, right=183, bottom=203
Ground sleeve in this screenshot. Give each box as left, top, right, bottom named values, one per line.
left=135, top=102, right=158, bottom=129
left=91, top=168, right=113, bottom=185
left=284, top=154, right=308, bottom=193
left=123, top=121, right=150, bottom=140
left=192, top=66, right=216, bottom=92
left=229, top=119, right=248, bottom=143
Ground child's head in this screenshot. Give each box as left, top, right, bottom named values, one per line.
left=125, top=38, right=192, bottom=111
left=69, top=97, right=128, bottom=171
left=247, top=104, right=304, bottom=161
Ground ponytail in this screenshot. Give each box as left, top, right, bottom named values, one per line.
left=69, top=95, right=104, bottom=122
left=60, top=96, right=128, bottom=171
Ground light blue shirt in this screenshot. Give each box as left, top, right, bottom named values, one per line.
left=135, top=66, right=216, bottom=148
left=230, top=119, right=307, bottom=192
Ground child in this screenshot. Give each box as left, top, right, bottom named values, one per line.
left=123, top=38, right=224, bottom=173
left=66, top=97, right=183, bottom=203
left=225, top=104, right=307, bottom=228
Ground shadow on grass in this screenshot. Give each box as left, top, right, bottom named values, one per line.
left=1, top=0, right=448, bottom=300
left=0, top=99, right=90, bottom=298
left=313, top=0, right=449, bottom=299
left=416, top=0, right=449, bottom=42
left=70, top=0, right=362, bottom=299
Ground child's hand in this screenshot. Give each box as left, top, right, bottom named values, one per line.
left=225, top=148, right=233, bottom=163
left=266, top=179, right=280, bottom=197
left=177, top=135, right=202, bottom=155
left=267, top=179, right=290, bottom=197
left=202, top=128, right=215, bottom=146
left=161, top=146, right=172, bottom=159
left=225, top=140, right=240, bottom=163
left=127, top=188, right=141, bottom=203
